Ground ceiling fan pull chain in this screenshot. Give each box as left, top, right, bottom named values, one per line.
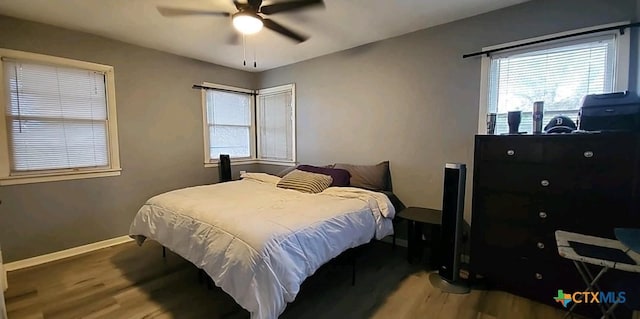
left=253, top=41, right=257, bottom=68
left=243, top=34, right=247, bottom=66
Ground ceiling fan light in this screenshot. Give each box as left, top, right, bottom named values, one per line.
left=232, top=12, right=263, bottom=35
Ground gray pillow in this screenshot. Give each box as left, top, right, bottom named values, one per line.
left=333, top=161, right=389, bottom=191
left=277, top=169, right=333, bottom=194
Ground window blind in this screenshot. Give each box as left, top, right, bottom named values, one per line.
left=488, top=35, right=616, bottom=134
left=206, top=90, right=252, bottom=159
left=258, top=91, right=293, bottom=161
left=4, top=60, right=110, bottom=172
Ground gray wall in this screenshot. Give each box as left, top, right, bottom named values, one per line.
left=257, top=0, right=639, bottom=222
left=0, top=15, right=258, bottom=262
left=1, top=0, right=637, bottom=262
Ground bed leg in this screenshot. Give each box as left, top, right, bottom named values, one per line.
left=162, top=246, right=166, bottom=259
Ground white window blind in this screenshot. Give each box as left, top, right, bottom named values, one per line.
left=488, top=35, right=617, bottom=134
left=4, top=60, right=110, bottom=173
left=205, top=90, right=252, bottom=159
left=258, top=90, right=293, bottom=161
left=201, top=83, right=295, bottom=166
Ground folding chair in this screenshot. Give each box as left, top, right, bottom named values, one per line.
left=555, top=230, right=640, bottom=319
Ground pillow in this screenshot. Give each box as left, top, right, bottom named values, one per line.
left=240, top=172, right=281, bottom=184
left=297, top=164, right=351, bottom=187
left=275, top=165, right=297, bottom=177
left=333, top=161, right=390, bottom=191
left=275, top=164, right=335, bottom=177
left=277, top=169, right=333, bottom=194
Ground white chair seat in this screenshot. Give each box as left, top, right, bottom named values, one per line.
left=556, top=230, right=640, bottom=273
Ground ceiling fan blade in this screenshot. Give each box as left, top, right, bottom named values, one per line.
left=248, top=0, right=263, bottom=9
left=260, top=0, right=324, bottom=15
left=263, top=19, right=308, bottom=43
left=156, top=7, right=230, bottom=17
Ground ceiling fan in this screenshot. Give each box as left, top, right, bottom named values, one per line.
left=157, top=0, right=324, bottom=43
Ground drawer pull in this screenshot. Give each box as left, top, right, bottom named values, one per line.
left=506, top=150, right=515, bottom=156
left=539, top=212, right=547, bottom=219
left=535, top=273, right=543, bottom=280
left=541, top=180, right=550, bottom=187
left=537, top=242, right=545, bottom=249
left=584, top=151, right=594, bottom=158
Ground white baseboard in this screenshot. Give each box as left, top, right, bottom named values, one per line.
left=5, top=235, right=133, bottom=272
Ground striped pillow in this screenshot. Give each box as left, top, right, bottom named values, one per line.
left=277, top=169, right=333, bottom=194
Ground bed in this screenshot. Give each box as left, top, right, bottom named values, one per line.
left=129, top=171, right=397, bottom=319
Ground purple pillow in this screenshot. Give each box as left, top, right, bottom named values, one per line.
left=297, top=165, right=351, bottom=187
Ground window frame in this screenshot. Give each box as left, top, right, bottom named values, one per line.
left=256, top=84, right=296, bottom=165
left=201, top=82, right=256, bottom=166
left=477, top=22, right=630, bottom=134
left=201, top=82, right=297, bottom=167
left=0, top=49, right=121, bottom=186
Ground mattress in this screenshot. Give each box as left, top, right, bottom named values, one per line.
left=129, top=173, right=395, bottom=319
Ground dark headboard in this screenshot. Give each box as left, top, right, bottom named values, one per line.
left=382, top=163, right=405, bottom=213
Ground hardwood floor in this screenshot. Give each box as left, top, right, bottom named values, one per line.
left=5, top=241, right=577, bottom=319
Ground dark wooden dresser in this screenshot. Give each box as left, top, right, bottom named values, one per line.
left=470, top=133, right=640, bottom=314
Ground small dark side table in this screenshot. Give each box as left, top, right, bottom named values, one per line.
left=397, top=207, right=442, bottom=266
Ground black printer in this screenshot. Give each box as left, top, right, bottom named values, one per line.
left=579, top=91, right=640, bottom=132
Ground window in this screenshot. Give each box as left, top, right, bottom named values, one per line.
left=0, top=49, right=120, bottom=185
left=201, top=83, right=296, bottom=166
left=204, top=88, right=254, bottom=160
left=257, top=84, right=295, bottom=163
left=479, top=23, right=630, bottom=134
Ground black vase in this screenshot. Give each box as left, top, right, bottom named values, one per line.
left=507, top=111, right=522, bottom=134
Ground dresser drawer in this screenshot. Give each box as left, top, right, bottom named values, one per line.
left=476, top=221, right=531, bottom=253
left=473, top=191, right=535, bottom=224
left=475, top=164, right=573, bottom=195
left=568, top=166, right=633, bottom=196
left=476, top=163, right=548, bottom=193
left=489, top=258, right=581, bottom=300
left=476, top=163, right=632, bottom=196
left=473, top=191, right=571, bottom=228
left=482, top=257, right=603, bottom=317
left=475, top=250, right=567, bottom=279
left=473, top=192, right=632, bottom=239
left=568, top=194, right=635, bottom=238
left=475, top=221, right=557, bottom=255
left=525, top=234, right=560, bottom=260
left=543, top=135, right=636, bottom=166
left=477, top=138, right=543, bottom=163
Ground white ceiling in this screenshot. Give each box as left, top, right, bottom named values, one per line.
left=0, top=0, right=529, bottom=72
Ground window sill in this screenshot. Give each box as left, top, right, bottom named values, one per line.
left=204, top=159, right=257, bottom=168
left=257, top=160, right=296, bottom=167
left=204, top=159, right=296, bottom=168
left=0, top=169, right=122, bottom=186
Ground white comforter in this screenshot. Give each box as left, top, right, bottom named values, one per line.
left=129, top=173, right=395, bottom=319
